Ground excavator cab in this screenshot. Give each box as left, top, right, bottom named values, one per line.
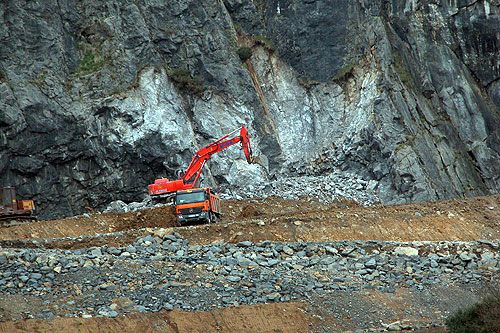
left=1, top=187, right=16, bottom=213
left=0, top=187, right=36, bottom=226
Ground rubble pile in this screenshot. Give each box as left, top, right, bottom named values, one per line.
left=224, top=171, right=380, bottom=205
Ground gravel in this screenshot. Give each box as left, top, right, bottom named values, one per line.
left=0, top=233, right=498, bottom=328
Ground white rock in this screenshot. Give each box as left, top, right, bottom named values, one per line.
left=83, top=260, right=94, bottom=268
left=104, top=200, right=129, bottom=213
left=387, top=321, right=402, bottom=331
left=394, top=246, right=419, bottom=257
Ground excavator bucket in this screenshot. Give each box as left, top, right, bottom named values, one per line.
left=240, top=126, right=252, bottom=164
left=251, top=154, right=269, bottom=172
left=239, top=126, right=269, bottom=172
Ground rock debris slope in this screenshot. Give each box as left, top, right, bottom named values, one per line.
left=0, top=0, right=499, bottom=219
left=0, top=232, right=498, bottom=331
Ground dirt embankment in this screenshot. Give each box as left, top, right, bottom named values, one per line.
left=1, top=195, right=498, bottom=247
left=0, top=302, right=314, bottom=333
left=0, top=205, right=177, bottom=241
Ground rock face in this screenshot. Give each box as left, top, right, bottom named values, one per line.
left=0, top=0, right=499, bottom=219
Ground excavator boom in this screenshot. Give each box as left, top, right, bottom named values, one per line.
left=148, top=126, right=253, bottom=198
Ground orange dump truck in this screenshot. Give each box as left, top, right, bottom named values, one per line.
left=175, top=188, right=220, bottom=224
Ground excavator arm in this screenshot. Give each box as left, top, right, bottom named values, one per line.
left=148, top=126, right=253, bottom=198
left=183, top=126, right=252, bottom=181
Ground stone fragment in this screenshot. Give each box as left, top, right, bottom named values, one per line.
left=282, top=246, right=294, bottom=255
left=387, top=321, right=402, bottom=331
left=90, top=248, right=102, bottom=257
left=479, top=252, right=498, bottom=268
left=268, top=259, right=280, bottom=266
left=460, top=253, right=473, bottom=262
left=325, top=246, right=338, bottom=255
left=227, top=276, right=241, bottom=282
left=364, top=258, right=377, bottom=269
left=31, top=273, right=42, bottom=280
left=394, top=247, right=419, bottom=257
left=355, top=269, right=369, bottom=275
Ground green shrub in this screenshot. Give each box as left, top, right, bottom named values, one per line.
left=79, top=52, right=105, bottom=73
left=334, top=62, right=355, bottom=81
left=393, top=51, right=415, bottom=91
left=233, top=22, right=242, bottom=33
left=236, top=46, right=252, bottom=61
left=168, top=68, right=204, bottom=96
left=255, top=36, right=275, bottom=51
left=72, top=41, right=108, bottom=75
left=0, top=70, right=5, bottom=81
left=446, top=290, right=500, bottom=333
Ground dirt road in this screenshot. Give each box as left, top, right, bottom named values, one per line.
left=1, top=195, right=499, bottom=246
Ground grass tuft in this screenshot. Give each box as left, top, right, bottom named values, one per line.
left=255, top=36, right=275, bottom=51
left=72, top=41, right=109, bottom=75
left=236, top=47, right=252, bottom=61
left=334, top=62, right=355, bottom=81
left=167, top=68, right=204, bottom=96
left=446, top=289, right=500, bottom=333
left=393, top=51, right=416, bottom=91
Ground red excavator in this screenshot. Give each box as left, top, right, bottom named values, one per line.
left=148, top=126, right=254, bottom=224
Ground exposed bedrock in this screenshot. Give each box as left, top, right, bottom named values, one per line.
left=0, top=0, right=499, bottom=218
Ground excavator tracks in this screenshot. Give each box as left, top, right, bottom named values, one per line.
left=0, top=215, right=38, bottom=228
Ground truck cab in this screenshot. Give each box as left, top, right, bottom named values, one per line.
left=175, top=188, right=220, bottom=224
